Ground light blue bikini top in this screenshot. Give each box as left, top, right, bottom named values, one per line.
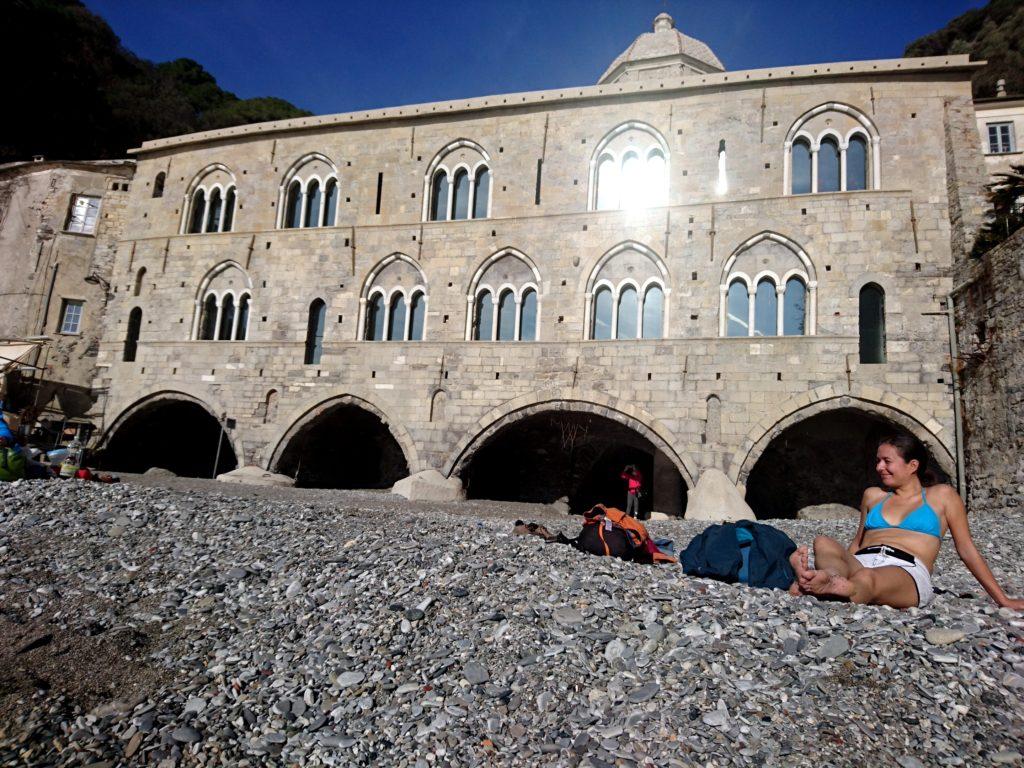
left=864, top=489, right=942, bottom=539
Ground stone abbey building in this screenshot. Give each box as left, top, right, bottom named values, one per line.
left=91, top=14, right=990, bottom=517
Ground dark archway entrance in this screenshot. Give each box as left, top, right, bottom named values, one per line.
left=101, top=398, right=237, bottom=477
left=275, top=403, right=409, bottom=488
left=460, top=411, right=687, bottom=515
left=744, top=408, right=949, bottom=519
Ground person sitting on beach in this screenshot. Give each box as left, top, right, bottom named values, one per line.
left=789, top=433, right=1024, bottom=610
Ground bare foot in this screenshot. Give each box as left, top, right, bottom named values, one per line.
left=789, top=546, right=812, bottom=581
left=798, top=567, right=834, bottom=594
left=817, top=572, right=857, bottom=600
left=788, top=581, right=803, bottom=597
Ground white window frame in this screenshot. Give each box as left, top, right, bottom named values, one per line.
left=65, top=195, right=101, bottom=235
left=987, top=122, right=1016, bottom=154
left=59, top=299, right=84, bottom=334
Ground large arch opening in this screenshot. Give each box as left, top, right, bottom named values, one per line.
left=274, top=403, right=409, bottom=488
left=101, top=397, right=237, bottom=477
left=459, top=411, right=687, bottom=516
left=744, top=407, right=949, bottom=519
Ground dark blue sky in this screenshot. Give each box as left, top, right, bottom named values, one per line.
left=85, top=1, right=984, bottom=116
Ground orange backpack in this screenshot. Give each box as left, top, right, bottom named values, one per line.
left=580, top=504, right=677, bottom=564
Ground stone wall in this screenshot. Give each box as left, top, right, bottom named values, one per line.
left=954, top=229, right=1024, bottom=511
left=0, top=161, right=134, bottom=424
left=90, top=58, right=983, bottom=512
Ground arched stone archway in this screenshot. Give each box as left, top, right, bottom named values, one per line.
left=269, top=395, right=413, bottom=489
left=733, top=388, right=954, bottom=487
left=99, top=391, right=239, bottom=477
left=740, top=404, right=952, bottom=519
left=449, top=398, right=691, bottom=516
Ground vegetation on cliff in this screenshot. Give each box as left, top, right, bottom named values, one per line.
left=905, top=0, right=1024, bottom=98
left=3, top=0, right=310, bottom=163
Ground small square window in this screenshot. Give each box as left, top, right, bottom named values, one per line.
left=65, top=194, right=101, bottom=234
left=59, top=299, right=84, bottom=334
left=987, top=122, right=1016, bottom=154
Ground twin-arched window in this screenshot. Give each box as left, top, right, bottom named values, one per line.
left=364, top=289, right=426, bottom=341
left=283, top=175, right=340, bottom=228
left=429, top=164, right=491, bottom=221
left=725, top=275, right=808, bottom=337
left=720, top=232, right=817, bottom=337
left=791, top=133, right=869, bottom=195
left=186, top=183, right=236, bottom=234
left=595, top=148, right=667, bottom=210
left=278, top=154, right=341, bottom=229
left=198, top=290, right=251, bottom=341
left=591, top=281, right=665, bottom=340
left=473, top=285, right=538, bottom=341
left=786, top=104, right=878, bottom=196
left=591, top=123, right=669, bottom=211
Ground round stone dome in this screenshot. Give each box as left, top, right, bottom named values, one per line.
left=599, top=13, right=724, bottom=84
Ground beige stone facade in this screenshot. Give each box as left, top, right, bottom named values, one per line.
left=0, top=159, right=134, bottom=437
left=90, top=18, right=991, bottom=516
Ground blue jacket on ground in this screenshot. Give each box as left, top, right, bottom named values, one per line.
left=681, top=520, right=797, bottom=590
left=0, top=417, right=15, bottom=443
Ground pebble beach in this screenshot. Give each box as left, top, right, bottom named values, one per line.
left=2, top=477, right=1023, bottom=767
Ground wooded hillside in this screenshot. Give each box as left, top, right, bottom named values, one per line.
left=905, top=0, right=1024, bottom=97
left=3, top=0, right=310, bottom=163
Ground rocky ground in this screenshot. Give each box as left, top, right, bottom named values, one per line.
left=1, top=477, right=1023, bottom=768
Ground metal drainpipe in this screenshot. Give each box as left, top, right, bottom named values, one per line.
left=946, top=274, right=979, bottom=497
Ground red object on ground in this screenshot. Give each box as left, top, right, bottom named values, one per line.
left=75, top=468, right=93, bottom=480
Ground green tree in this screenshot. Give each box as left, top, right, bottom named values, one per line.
left=905, top=0, right=1024, bottom=98
left=973, top=163, right=1024, bottom=256
left=2, top=0, right=310, bottom=162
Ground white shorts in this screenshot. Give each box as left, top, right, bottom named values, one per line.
left=854, top=546, right=934, bottom=607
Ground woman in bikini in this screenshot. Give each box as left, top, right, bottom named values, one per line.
left=790, top=433, right=1024, bottom=610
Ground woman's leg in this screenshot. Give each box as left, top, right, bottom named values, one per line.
left=790, top=535, right=863, bottom=594
left=790, top=536, right=920, bottom=607
left=821, top=566, right=920, bottom=608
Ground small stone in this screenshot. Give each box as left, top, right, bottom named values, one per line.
left=553, top=607, right=584, bottom=626
left=405, top=607, right=425, bottom=621
left=628, top=682, right=659, bottom=703
left=337, top=671, right=365, bottom=688
left=896, top=757, right=926, bottom=768
left=264, top=732, right=287, bottom=744
left=993, top=750, right=1022, bottom=764
left=183, top=697, right=207, bottom=714
left=816, top=635, right=849, bottom=659
left=124, top=732, right=143, bottom=759
left=285, top=580, right=302, bottom=598
left=925, top=628, right=965, bottom=646
left=463, top=661, right=490, bottom=685
left=171, top=726, right=202, bottom=744
left=1001, top=672, right=1024, bottom=688
left=226, top=568, right=247, bottom=580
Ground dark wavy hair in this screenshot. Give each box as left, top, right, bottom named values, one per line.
left=877, top=432, right=938, bottom=486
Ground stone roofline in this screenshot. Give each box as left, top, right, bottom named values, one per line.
left=0, top=158, right=136, bottom=180
left=131, top=55, right=984, bottom=156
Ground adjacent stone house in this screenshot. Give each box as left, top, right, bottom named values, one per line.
left=0, top=158, right=134, bottom=442
left=90, top=15, right=991, bottom=516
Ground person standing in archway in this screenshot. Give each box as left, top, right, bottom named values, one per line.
left=620, top=464, right=643, bottom=517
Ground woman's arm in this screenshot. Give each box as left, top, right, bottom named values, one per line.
left=847, top=488, right=874, bottom=554
left=942, top=486, right=1024, bottom=609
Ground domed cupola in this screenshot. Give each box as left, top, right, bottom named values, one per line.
left=599, top=13, right=724, bottom=84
